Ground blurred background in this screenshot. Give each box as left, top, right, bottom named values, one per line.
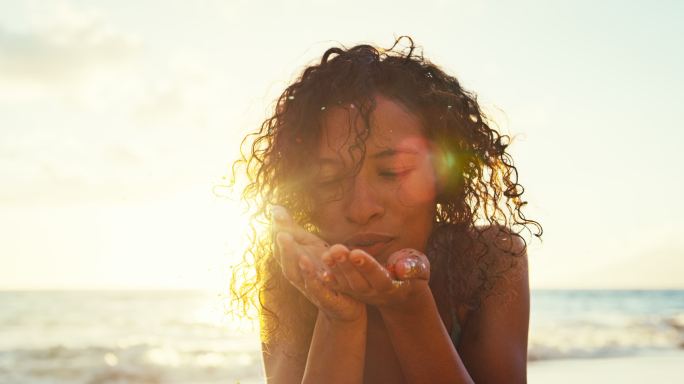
left=1, top=0, right=683, bottom=383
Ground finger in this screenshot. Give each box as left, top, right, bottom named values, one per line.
left=299, top=257, right=355, bottom=317
left=271, top=205, right=324, bottom=246
left=271, top=206, right=333, bottom=282
left=395, top=257, right=428, bottom=280
left=276, top=232, right=304, bottom=287
left=348, top=249, right=394, bottom=291
left=336, top=252, right=372, bottom=293
left=321, top=243, right=349, bottom=268
left=325, top=245, right=352, bottom=291
left=386, top=248, right=430, bottom=281
left=319, top=250, right=338, bottom=285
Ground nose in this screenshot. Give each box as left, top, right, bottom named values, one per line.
left=344, top=176, right=384, bottom=225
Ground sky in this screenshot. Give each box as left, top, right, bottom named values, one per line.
left=1, top=0, right=683, bottom=291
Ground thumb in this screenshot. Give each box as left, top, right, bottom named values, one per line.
left=386, top=248, right=430, bottom=281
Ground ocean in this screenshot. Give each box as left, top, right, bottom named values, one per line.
left=1, top=290, right=683, bottom=383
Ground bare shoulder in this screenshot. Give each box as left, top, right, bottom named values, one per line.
left=457, top=224, right=530, bottom=383
left=477, top=224, right=528, bottom=295
left=459, top=224, right=528, bottom=297
left=478, top=224, right=527, bottom=257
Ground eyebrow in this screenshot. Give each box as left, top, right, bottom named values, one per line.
left=318, top=148, right=418, bottom=166
left=318, top=148, right=418, bottom=164
left=369, top=148, right=419, bottom=159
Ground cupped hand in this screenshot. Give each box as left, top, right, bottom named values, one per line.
left=271, top=205, right=330, bottom=275
left=272, top=206, right=365, bottom=323
left=321, top=245, right=431, bottom=310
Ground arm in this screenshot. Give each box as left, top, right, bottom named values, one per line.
left=323, top=236, right=529, bottom=383
left=302, top=309, right=367, bottom=384
left=264, top=207, right=367, bottom=383
left=323, top=246, right=473, bottom=383
left=262, top=283, right=367, bottom=384
left=383, top=236, right=530, bottom=383
left=456, top=243, right=529, bottom=383
left=378, top=284, right=474, bottom=383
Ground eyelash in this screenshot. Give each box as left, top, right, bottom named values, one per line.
left=379, top=169, right=409, bottom=179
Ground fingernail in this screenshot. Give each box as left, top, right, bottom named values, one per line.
left=351, top=256, right=364, bottom=266
left=334, top=252, right=345, bottom=262
left=402, top=258, right=420, bottom=278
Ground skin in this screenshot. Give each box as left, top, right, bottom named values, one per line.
left=265, top=95, right=530, bottom=383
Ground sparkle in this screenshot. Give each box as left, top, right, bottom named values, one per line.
left=391, top=280, right=407, bottom=291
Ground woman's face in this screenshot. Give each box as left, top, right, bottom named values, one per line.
left=311, top=95, right=438, bottom=263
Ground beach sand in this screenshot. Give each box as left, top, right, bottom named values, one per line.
left=528, top=351, right=684, bottom=384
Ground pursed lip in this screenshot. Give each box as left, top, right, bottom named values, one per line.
left=343, top=233, right=396, bottom=257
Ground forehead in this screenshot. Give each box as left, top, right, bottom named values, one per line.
left=318, top=96, right=428, bottom=156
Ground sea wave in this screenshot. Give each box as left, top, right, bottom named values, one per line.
left=0, top=343, right=263, bottom=384
left=528, top=312, right=684, bottom=361
left=3, top=313, right=683, bottom=382
left=3, top=290, right=684, bottom=382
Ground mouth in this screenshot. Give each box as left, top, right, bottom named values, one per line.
left=343, top=233, right=396, bottom=258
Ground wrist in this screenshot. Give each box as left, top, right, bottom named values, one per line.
left=378, top=281, right=433, bottom=315
left=319, top=306, right=367, bottom=330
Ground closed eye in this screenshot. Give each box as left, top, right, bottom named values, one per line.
left=378, top=169, right=411, bottom=179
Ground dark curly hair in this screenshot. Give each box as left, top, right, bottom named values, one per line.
left=229, top=36, right=542, bottom=352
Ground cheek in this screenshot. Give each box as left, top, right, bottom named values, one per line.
left=398, top=182, right=436, bottom=205
left=311, top=203, right=346, bottom=240
left=397, top=165, right=437, bottom=207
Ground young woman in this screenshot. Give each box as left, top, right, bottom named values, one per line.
left=231, top=37, right=542, bottom=383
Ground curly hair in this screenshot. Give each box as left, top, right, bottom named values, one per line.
left=229, top=36, right=542, bottom=352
